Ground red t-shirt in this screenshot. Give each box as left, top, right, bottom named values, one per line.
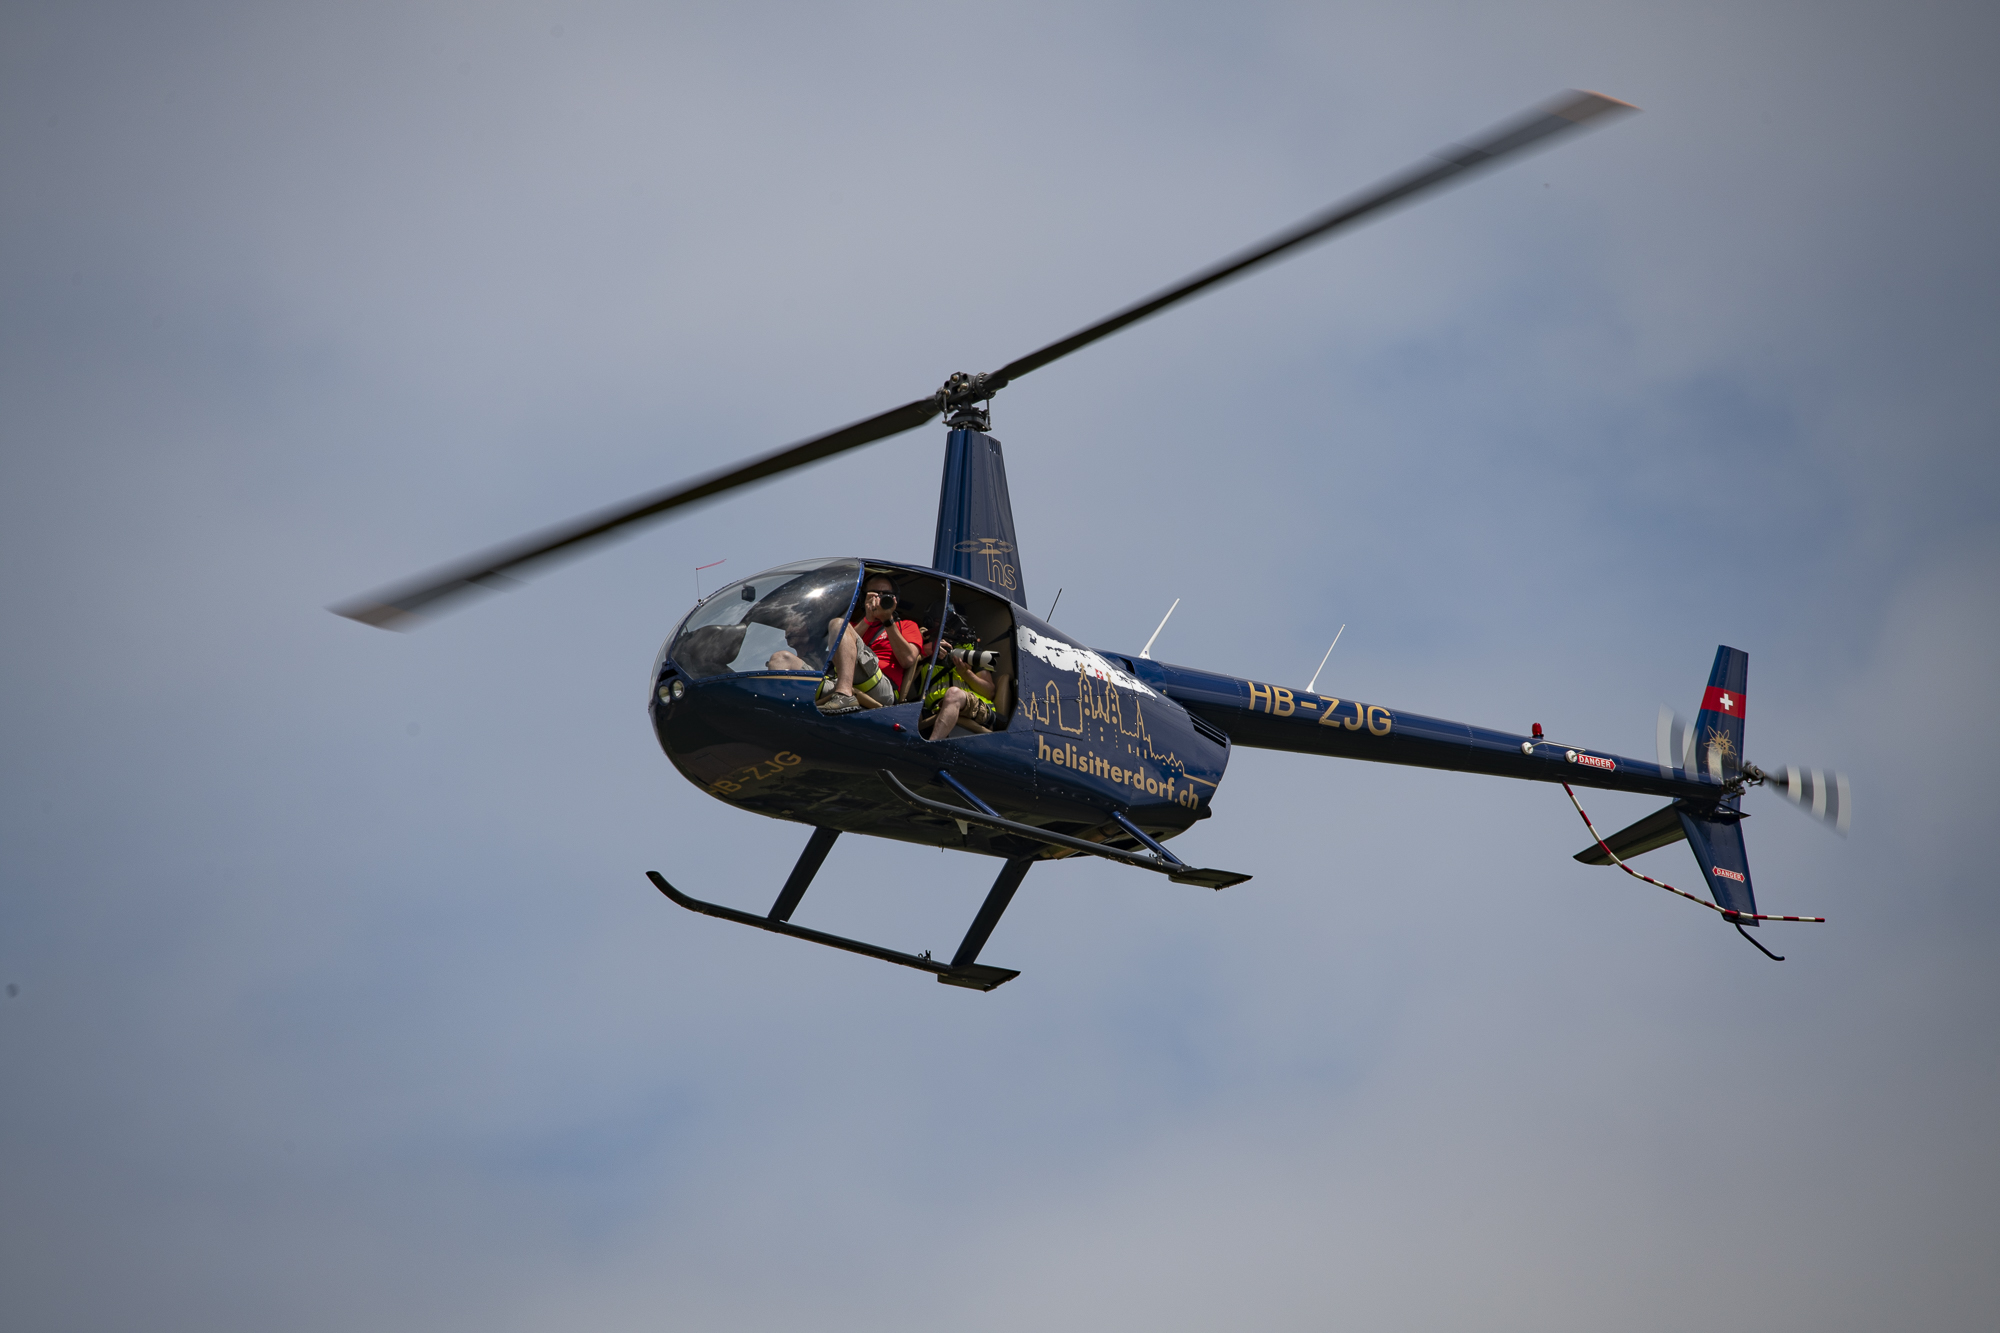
left=857, top=619, right=924, bottom=692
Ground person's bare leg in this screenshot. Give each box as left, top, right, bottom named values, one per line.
left=827, top=618, right=859, bottom=696
left=824, top=621, right=895, bottom=709
left=927, top=687, right=966, bottom=740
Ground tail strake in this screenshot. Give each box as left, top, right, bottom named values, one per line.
left=1678, top=805, right=1757, bottom=920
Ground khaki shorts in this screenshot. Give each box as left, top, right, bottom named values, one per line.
left=819, top=667, right=895, bottom=708
left=923, top=689, right=996, bottom=728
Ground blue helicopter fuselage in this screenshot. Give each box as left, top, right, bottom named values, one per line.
left=647, top=555, right=1719, bottom=864
left=650, top=584, right=1230, bottom=858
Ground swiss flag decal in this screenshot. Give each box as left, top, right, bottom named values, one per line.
left=1701, top=686, right=1745, bottom=718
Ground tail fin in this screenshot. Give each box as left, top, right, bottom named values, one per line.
left=1694, top=644, right=1748, bottom=783
left=1686, top=645, right=1758, bottom=921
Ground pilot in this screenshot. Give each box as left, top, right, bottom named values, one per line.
left=816, top=574, right=925, bottom=716
left=922, top=610, right=999, bottom=740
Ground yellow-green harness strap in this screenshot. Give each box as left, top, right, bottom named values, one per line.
left=921, top=650, right=994, bottom=714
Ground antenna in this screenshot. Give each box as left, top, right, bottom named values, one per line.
left=1046, top=588, right=1063, bottom=621
left=1139, top=599, right=1180, bottom=660
left=1306, top=624, right=1345, bottom=693
left=694, top=558, right=725, bottom=600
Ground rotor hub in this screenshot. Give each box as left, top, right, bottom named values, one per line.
left=937, top=371, right=994, bottom=433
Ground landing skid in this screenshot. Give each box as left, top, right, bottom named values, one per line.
left=647, top=825, right=1027, bottom=991
left=652, top=770, right=1248, bottom=989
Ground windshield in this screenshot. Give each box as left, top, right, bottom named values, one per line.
left=667, top=559, right=860, bottom=679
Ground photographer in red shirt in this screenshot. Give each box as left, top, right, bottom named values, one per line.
left=816, top=573, right=925, bottom=716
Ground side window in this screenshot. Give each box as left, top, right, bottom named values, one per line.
left=669, top=559, right=860, bottom=678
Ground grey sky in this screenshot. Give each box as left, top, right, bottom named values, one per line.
left=3, top=2, right=1996, bottom=1330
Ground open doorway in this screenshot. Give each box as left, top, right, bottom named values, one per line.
left=924, top=578, right=1018, bottom=740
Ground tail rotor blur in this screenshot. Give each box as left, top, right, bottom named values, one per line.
left=1658, top=704, right=1850, bottom=836
left=1749, top=762, right=1852, bottom=836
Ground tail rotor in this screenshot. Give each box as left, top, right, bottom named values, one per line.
left=1749, top=762, right=1852, bottom=836
left=1657, top=704, right=1850, bottom=835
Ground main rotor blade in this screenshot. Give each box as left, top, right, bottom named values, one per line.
left=332, top=395, right=941, bottom=629
left=336, top=91, right=1630, bottom=631
left=982, top=90, right=1635, bottom=395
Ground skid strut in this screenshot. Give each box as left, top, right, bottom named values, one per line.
left=881, top=770, right=1251, bottom=889
left=648, top=826, right=1024, bottom=991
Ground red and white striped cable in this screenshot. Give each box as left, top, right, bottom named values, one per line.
left=1562, top=784, right=1825, bottom=923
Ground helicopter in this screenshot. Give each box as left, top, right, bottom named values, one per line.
left=335, top=90, right=1848, bottom=988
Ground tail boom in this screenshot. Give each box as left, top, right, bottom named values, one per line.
left=1123, top=657, right=1721, bottom=802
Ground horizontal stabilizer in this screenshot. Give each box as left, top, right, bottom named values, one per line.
left=1575, top=801, right=1688, bottom=865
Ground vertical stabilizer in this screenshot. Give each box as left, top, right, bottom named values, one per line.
left=1683, top=645, right=1759, bottom=922
left=1695, top=645, right=1748, bottom=783
left=932, top=428, right=1026, bottom=606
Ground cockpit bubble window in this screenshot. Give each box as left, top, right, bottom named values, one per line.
left=667, top=559, right=861, bottom=679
